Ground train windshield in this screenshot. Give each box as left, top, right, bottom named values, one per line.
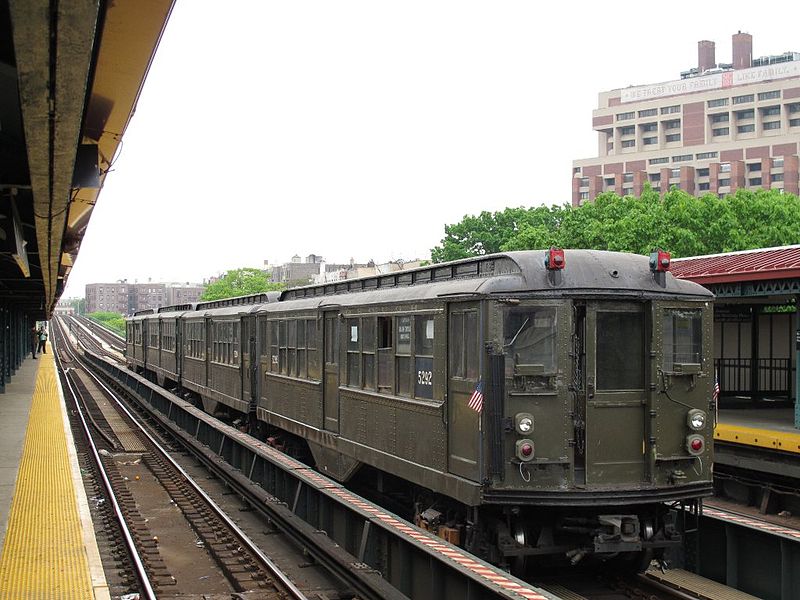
left=662, top=308, right=703, bottom=371
left=503, top=306, right=557, bottom=375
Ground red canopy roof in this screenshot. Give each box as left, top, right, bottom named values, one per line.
left=671, top=245, right=800, bottom=284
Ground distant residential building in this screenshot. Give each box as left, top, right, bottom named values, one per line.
left=166, top=283, right=205, bottom=305
left=270, top=253, right=325, bottom=285
left=312, top=259, right=423, bottom=284
left=54, top=302, right=75, bottom=315
left=85, top=282, right=129, bottom=314
left=85, top=280, right=205, bottom=314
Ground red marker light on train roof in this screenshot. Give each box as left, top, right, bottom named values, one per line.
left=649, top=249, right=671, bottom=272
left=545, top=248, right=565, bottom=271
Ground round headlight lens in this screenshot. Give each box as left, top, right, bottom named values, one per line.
left=688, top=409, right=706, bottom=431
left=515, top=413, right=534, bottom=435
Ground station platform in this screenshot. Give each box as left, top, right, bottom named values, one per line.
left=0, top=353, right=108, bottom=599
left=716, top=407, right=800, bottom=454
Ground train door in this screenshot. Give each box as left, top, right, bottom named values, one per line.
left=323, top=311, right=340, bottom=433
left=447, top=302, right=482, bottom=482
left=242, top=315, right=257, bottom=409
left=584, top=301, right=648, bottom=484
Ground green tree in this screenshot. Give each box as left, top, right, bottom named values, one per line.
left=432, top=188, right=800, bottom=261
left=87, top=311, right=126, bottom=336
left=201, top=268, right=285, bottom=301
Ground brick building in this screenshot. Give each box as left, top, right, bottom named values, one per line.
left=573, top=33, right=800, bottom=204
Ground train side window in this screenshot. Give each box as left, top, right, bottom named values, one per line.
left=306, top=319, right=319, bottom=380
left=396, top=316, right=412, bottom=397
left=503, top=306, right=557, bottom=377
left=414, top=316, right=434, bottom=399
left=347, top=318, right=360, bottom=387
left=268, top=321, right=278, bottom=371
left=149, top=322, right=159, bottom=349
left=362, top=317, right=376, bottom=390
left=377, top=317, right=393, bottom=392
left=597, top=311, right=644, bottom=390
left=662, top=309, right=702, bottom=371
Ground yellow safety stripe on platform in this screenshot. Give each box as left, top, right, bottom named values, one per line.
left=715, top=423, right=800, bottom=454
left=0, top=354, right=93, bottom=599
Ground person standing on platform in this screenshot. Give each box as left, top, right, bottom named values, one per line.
left=31, top=326, right=38, bottom=359
left=37, top=327, right=48, bottom=354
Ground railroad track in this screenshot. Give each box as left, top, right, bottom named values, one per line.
left=53, top=318, right=324, bottom=599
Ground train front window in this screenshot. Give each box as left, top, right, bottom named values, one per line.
left=503, top=306, right=557, bottom=376
left=663, top=309, right=702, bottom=371
left=597, top=311, right=644, bottom=390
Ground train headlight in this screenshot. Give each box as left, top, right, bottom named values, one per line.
left=687, top=409, right=706, bottom=431
left=686, top=434, right=705, bottom=456
left=515, top=413, right=534, bottom=435
left=516, top=439, right=535, bottom=462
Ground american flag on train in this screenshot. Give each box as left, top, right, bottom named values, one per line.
left=712, top=371, right=720, bottom=403
left=468, top=380, right=484, bottom=413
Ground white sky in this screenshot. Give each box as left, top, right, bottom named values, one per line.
left=63, top=0, right=800, bottom=297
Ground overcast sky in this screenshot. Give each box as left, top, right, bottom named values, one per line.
left=63, top=1, right=800, bottom=297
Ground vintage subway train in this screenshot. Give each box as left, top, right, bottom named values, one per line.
left=126, top=249, right=714, bottom=571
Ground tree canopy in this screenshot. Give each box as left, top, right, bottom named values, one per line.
left=431, top=187, right=800, bottom=262
left=87, top=311, right=125, bottom=336
left=200, top=268, right=285, bottom=301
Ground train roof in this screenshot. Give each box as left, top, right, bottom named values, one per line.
left=276, top=250, right=712, bottom=305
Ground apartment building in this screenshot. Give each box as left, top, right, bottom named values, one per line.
left=572, top=33, right=800, bottom=205
left=85, top=281, right=205, bottom=314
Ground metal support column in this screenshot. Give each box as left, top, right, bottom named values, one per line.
left=795, top=295, right=799, bottom=429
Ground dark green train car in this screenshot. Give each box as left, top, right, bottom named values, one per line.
left=128, top=249, right=714, bottom=571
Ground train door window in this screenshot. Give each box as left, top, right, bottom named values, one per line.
left=307, top=319, right=320, bottom=380
left=396, top=316, right=412, bottom=397
left=449, top=312, right=464, bottom=378
left=259, top=319, right=268, bottom=357
left=288, top=320, right=297, bottom=375
left=278, top=320, right=287, bottom=375
left=325, top=317, right=338, bottom=364
left=377, top=316, right=393, bottom=392
left=597, top=311, right=644, bottom=389
left=450, top=309, right=479, bottom=380
left=464, top=312, right=479, bottom=379
left=347, top=318, right=360, bottom=386
left=362, top=317, right=376, bottom=390
left=662, top=309, right=702, bottom=371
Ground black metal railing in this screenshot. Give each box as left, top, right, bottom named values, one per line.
left=714, top=357, right=792, bottom=401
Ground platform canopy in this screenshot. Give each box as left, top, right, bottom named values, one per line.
left=0, top=0, right=174, bottom=320
left=672, top=245, right=800, bottom=300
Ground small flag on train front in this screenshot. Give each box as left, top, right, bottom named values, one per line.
left=468, top=380, right=484, bottom=413
left=712, top=371, right=720, bottom=403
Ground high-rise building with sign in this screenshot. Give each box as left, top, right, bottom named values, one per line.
left=572, top=33, right=800, bottom=205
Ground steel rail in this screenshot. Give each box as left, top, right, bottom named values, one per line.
left=56, top=317, right=310, bottom=600
left=53, top=324, right=157, bottom=600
